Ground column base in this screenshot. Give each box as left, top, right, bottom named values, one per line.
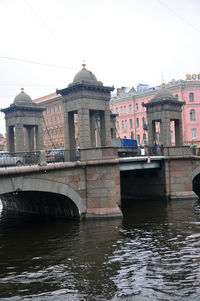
left=85, top=205, right=122, bottom=219
left=170, top=191, right=198, bottom=200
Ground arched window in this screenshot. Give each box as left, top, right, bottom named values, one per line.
left=135, top=103, right=138, bottom=111
left=136, top=118, right=139, bottom=128
left=142, top=117, right=145, bottom=127
left=124, top=105, right=127, bottom=113
left=175, top=94, right=179, bottom=100
left=143, top=133, right=147, bottom=143
left=190, top=109, right=196, bottom=121
left=129, top=119, right=133, bottom=129
left=122, top=120, right=124, bottom=128
left=129, top=104, right=132, bottom=112
left=189, top=92, right=194, bottom=102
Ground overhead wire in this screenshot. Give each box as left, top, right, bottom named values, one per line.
left=0, top=56, right=77, bottom=70
left=157, top=0, right=200, bottom=34
left=24, top=0, right=81, bottom=63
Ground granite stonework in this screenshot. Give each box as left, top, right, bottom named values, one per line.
left=57, top=64, right=114, bottom=160
left=1, top=90, right=45, bottom=152
left=0, top=150, right=122, bottom=220
left=144, top=86, right=185, bottom=147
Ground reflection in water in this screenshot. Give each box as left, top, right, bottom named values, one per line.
left=0, top=199, right=200, bottom=300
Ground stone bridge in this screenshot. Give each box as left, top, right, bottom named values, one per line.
left=0, top=150, right=200, bottom=220
left=0, top=157, right=121, bottom=219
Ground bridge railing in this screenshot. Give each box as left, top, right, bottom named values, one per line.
left=1, top=145, right=199, bottom=168
left=117, top=145, right=200, bottom=157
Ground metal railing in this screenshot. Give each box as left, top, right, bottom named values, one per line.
left=0, top=146, right=199, bottom=168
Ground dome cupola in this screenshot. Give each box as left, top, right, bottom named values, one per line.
left=13, top=88, right=33, bottom=105
left=71, top=62, right=103, bottom=86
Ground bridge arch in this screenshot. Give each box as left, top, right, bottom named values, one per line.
left=192, top=166, right=200, bottom=198
left=0, top=177, right=86, bottom=219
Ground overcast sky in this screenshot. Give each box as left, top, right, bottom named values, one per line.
left=0, top=0, right=200, bottom=134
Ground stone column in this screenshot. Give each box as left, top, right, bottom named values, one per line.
left=175, top=119, right=183, bottom=146
left=6, top=126, right=15, bottom=152
left=68, top=112, right=76, bottom=160
left=147, top=120, right=156, bottom=146
left=68, top=112, right=76, bottom=149
left=90, top=111, right=96, bottom=147
left=27, top=126, right=34, bottom=151
left=36, top=123, right=44, bottom=150
left=15, top=124, right=24, bottom=152
left=160, top=117, right=171, bottom=146
left=104, top=107, right=112, bottom=146
left=78, top=108, right=90, bottom=148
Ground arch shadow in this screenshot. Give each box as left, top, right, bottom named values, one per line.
left=0, top=177, right=86, bottom=219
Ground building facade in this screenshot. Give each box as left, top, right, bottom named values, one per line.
left=110, top=79, right=200, bottom=146
left=34, top=93, right=65, bottom=150
left=33, top=78, right=200, bottom=150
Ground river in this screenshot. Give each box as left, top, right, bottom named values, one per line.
left=1, top=199, right=200, bottom=301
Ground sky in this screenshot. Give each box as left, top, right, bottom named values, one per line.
left=0, top=0, right=200, bottom=134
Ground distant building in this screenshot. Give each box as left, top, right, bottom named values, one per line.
left=0, top=133, right=5, bottom=151
left=33, top=78, right=200, bottom=150
left=34, top=93, right=65, bottom=150
left=110, top=79, right=200, bottom=146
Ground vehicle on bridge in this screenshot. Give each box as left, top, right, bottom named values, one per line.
left=0, top=152, right=23, bottom=166
left=46, top=149, right=65, bottom=163
left=112, top=138, right=139, bottom=157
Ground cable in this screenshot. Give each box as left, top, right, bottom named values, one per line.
left=24, top=0, right=80, bottom=63
left=157, top=0, right=200, bottom=34
left=0, top=56, right=77, bottom=70
left=43, top=116, right=56, bottom=149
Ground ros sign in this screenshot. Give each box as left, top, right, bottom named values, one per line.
left=186, top=74, right=200, bottom=80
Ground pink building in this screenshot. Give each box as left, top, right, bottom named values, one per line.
left=110, top=79, right=200, bottom=146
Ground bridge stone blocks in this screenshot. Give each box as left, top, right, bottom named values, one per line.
left=0, top=155, right=122, bottom=219
left=164, top=158, right=198, bottom=200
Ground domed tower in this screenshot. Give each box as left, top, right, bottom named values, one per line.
left=1, top=88, right=45, bottom=152
left=143, top=84, right=185, bottom=147
left=57, top=62, right=114, bottom=158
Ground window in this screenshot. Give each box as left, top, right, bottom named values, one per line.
left=136, top=118, right=139, bottom=128
left=116, top=121, right=119, bottom=130
left=116, top=107, right=118, bottom=114
left=142, top=117, right=145, bottom=127
left=58, top=104, right=61, bottom=112
left=135, top=103, right=138, bottom=111
left=191, top=128, right=197, bottom=139
left=129, top=104, right=132, bottom=112
left=175, top=94, right=179, bottom=100
left=122, top=120, right=124, bottom=128
left=141, top=103, right=145, bottom=110
left=143, top=133, right=147, bottom=143
left=137, top=134, right=140, bottom=144
left=125, top=120, right=127, bottom=128
left=189, top=92, right=194, bottom=102
left=124, top=106, right=127, bottom=113
left=190, top=109, right=196, bottom=121
left=54, top=105, right=57, bottom=113
left=129, top=119, right=133, bottom=129
left=120, top=106, right=123, bottom=113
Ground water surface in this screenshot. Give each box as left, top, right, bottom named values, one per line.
left=0, top=199, right=200, bottom=300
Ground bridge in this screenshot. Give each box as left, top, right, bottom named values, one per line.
left=1, top=64, right=200, bottom=220
left=0, top=146, right=200, bottom=220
